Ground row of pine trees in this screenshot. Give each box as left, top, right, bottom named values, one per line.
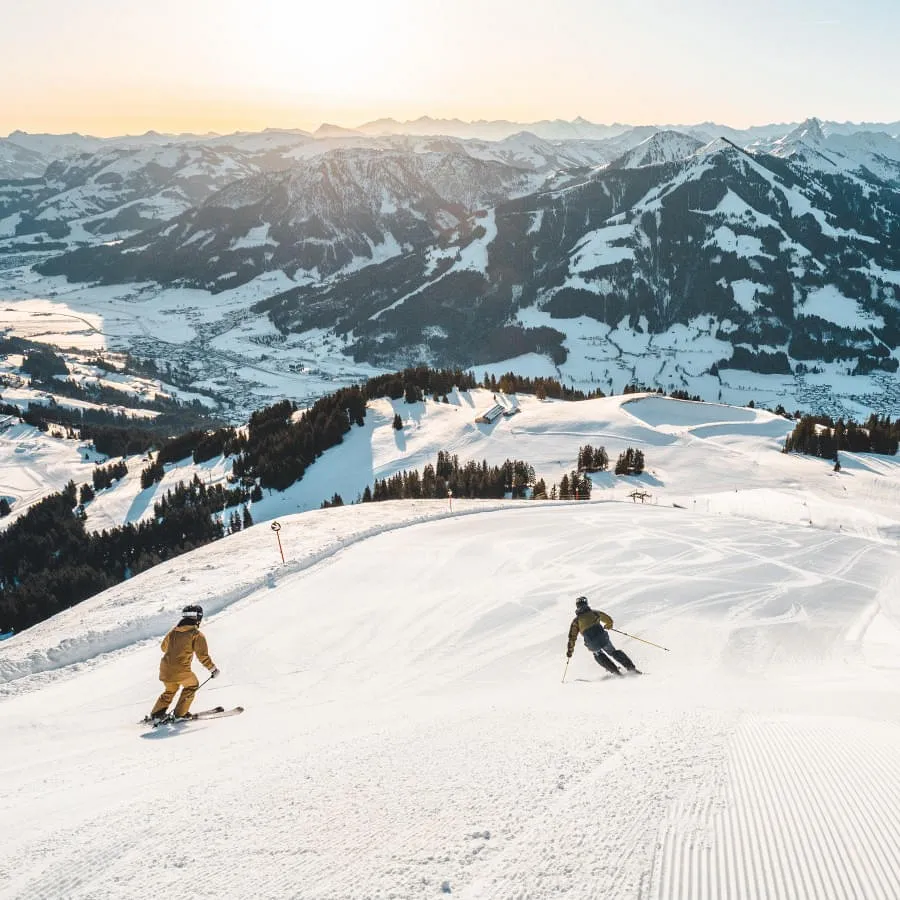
left=336, top=444, right=646, bottom=505
left=783, top=414, right=900, bottom=459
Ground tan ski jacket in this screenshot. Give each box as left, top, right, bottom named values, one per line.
left=159, top=625, right=216, bottom=681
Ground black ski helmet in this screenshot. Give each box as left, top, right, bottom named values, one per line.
left=181, top=604, right=203, bottom=624
left=575, top=596, right=589, bottom=611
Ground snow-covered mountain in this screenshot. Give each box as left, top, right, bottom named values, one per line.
left=764, top=117, right=900, bottom=183
left=0, top=143, right=280, bottom=246
left=355, top=114, right=634, bottom=141
left=3, top=392, right=900, bottom=898
left=0, top=132, right=613, bottom=253
left=3, top=117, right=900, bottom=415
left=35, top=145, right=543, bottom=288
left=0, top=131, right=106, bottom=179
left=232, top=139, right=899, bottom=393
left=0, top=138, right=47, bottom=180
left=354, top=114, right=900, bottom=143
left=607, top=130, right=705, bottom=169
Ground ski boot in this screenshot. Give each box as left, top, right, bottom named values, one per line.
left=612, top=649, right=639, bottom=674
left=593, top=651, right=623, bottom=676
left=142, top=711, right=172, bottom=727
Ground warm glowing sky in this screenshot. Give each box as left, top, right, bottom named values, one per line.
left=2, top=0, right=898, bottom=137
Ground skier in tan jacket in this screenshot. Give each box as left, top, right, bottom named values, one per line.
left=149, top=605, right=220, bottom=722
left=566, top=596, right=641, bottom=676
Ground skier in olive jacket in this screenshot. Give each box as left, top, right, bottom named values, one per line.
left=149, top=605, right=220, bottom=721
left=566, top=596, right=641, bottom=676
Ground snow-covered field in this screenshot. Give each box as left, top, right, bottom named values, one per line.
left=2, top=395, right=900, bottom=899
left=0, top=272, right=384, bottom=418
left=5, top=387, right=900, bottom=539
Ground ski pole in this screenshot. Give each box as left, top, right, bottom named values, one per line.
left=611, top=628, right=670, bottom=652
left=562, top=657, right=570, bottom=683
left=196, top=674, right=213, bottom=691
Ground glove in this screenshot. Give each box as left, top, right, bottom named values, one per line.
left=210, top=667, right=220, bottom=679
left=566, top=650, right=573, bottom=659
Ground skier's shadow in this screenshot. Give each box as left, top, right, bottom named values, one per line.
left=139, top=724, right=203, bottom=741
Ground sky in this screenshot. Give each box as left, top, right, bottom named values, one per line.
left=2, top=0, right=899, bottom=136
left=3, top=391, right=900, bottom=897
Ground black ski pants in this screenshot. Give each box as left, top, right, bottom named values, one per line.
left=582, top=624, right=636, bottom=674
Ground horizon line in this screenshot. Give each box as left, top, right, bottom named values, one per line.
left=5, top=114, right=900, bottom=142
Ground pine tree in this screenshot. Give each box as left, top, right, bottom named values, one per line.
left=577, top=444, right=592, bottom=471
left=140, top=459, right=165, bottom=490
left=615, top=448, right=643, bottom=475
left=633, top=449, right=645, bottom=474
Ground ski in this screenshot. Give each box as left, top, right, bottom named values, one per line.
left=139, top=705, right=233, bottom=726
left=151, top=707, right=244, bottom=727
left=191, top=706, right=244, bottom=721
left=187, top=705, right=227, bottom=717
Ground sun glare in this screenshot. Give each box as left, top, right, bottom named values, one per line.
left=250, top=2, right=418, bottom=118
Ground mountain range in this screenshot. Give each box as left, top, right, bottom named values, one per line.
left=2, top=117, right=900, bottom=413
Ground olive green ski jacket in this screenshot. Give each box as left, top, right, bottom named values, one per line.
left=566, top=608, right=613, bottom=656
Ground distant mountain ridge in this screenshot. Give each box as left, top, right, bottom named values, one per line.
left=4, top=116, right=900, bottom=179
left=3, top=116, right=900, bottom=412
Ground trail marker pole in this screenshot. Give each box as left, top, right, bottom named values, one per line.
left=271, top=520, right=285, bottom=564
left=448, top=489, right=453, bottom=513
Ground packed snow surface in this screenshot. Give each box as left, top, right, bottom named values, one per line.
left=2, top=395, right=900, bottom=899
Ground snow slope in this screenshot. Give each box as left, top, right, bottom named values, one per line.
left=2, top=396, right=900, bottom=899
left=5, top=390, right=900, bottom=542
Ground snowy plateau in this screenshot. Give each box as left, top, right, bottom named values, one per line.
left=3, top=390, right=900, bottom=899
left=2, top=116, right=900, bottom=419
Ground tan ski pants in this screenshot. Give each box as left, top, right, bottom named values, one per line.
left=151, top=670, right=200, bottom=717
